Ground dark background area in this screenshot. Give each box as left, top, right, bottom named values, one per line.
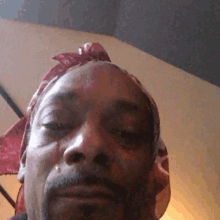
left=0, top=0, right=219, bottom=86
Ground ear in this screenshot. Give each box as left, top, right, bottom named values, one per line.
left=17, top=150, right=27, bottom=184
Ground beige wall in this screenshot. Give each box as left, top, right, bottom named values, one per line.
left=0, top=19, right=219, bottom=220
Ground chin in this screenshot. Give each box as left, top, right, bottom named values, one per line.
left=44, top=197, right=124, bottom=220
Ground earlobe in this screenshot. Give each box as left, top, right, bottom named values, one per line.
left=17, top=150, right=27, bottom=184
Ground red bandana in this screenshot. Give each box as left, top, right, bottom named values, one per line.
left=0, top=43, right=170, bottom=219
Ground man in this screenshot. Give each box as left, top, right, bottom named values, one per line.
left=0, top=43, right=170, bottom=220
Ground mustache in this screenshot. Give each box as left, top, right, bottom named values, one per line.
left=46, top=170, right=128, bottom=201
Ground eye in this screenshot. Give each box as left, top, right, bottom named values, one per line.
left=121, top=130, right=142, bottom=143
left=43, top=122, right=64, bottom=130
left=111, top=128, right=143, bottom=145
left=43, top=122, right=75, bottom=134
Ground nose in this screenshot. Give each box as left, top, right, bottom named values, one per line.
left=63, top=122, right=113, bottom=170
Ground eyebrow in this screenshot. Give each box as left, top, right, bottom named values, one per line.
left=37, top=91, right=82, bottom=116
left=100, top=99, right=144, bottom=120
left=49, top=91, right=140, bottom=110
left=49, top=91, right=81, bottom=103
left=43, top=90, right=143, bottom=116
left=101, top=99, right=149, bottom=133
left=112, top=100, right=139, bottom=112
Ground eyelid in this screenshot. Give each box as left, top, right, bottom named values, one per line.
left=43, top=122, right=75, bottom=131
left=43, top=122, right=63, bottom=130
left=111, top=128, right=141, bottom=138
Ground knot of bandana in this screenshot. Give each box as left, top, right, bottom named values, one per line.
left=0, top=42, right=170, bottom=219
left=27, top=42, right=111, bottom=115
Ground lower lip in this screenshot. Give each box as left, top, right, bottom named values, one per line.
left=57, top=186, right=119, bottom=203
left=55, top=196, right=117, bottom=207
left=50, top=196, right=121, bottom=218
left=62, top=196, right=111, bottom=201
left=59, top=192, right=116, bottom=201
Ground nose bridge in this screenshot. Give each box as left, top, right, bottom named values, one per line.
left=64, top=116, right=113, bottom=168
left=84, top=117, right=104, bottom=149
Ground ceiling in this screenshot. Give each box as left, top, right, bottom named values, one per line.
left=0, top=0, right=219, bottom=86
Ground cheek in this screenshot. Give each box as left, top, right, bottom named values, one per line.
left=24, top=142, right=61, bottom=212
left=25, top=141, right=60, bottom=188
left=113, top=149, right=151, bottom=186
left=27, top=138, right=61, bottom=167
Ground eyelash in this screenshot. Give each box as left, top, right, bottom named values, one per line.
left=43, top=123, right=144, bottom=146
left=43, top=122, right=74, bottom=133
left=111, top=129, right=143, bottom=144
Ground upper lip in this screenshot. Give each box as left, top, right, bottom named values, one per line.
left=57, top=185, right=120, bottom=203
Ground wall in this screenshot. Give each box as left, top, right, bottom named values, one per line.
left=0, top=19, right=219, bottom=220
left=1, top=0, right=220, bottom=85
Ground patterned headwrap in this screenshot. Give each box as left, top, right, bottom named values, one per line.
left=0, top=43, right=170, bottom=219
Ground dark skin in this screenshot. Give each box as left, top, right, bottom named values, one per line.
left=17, top=61, right=156, bottom=220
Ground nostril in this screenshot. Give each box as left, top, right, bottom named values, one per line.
left=69, top=152, right=85, bottom=163
left=94, top=152, right=110, bottom=169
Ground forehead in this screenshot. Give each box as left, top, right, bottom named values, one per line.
left=39, top=62, right=147, bottom=109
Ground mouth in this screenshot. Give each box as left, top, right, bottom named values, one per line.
left=56, top=185, right=120, bottom=203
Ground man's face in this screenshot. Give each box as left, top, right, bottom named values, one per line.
left=21, top=62, right=154, bottom=220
